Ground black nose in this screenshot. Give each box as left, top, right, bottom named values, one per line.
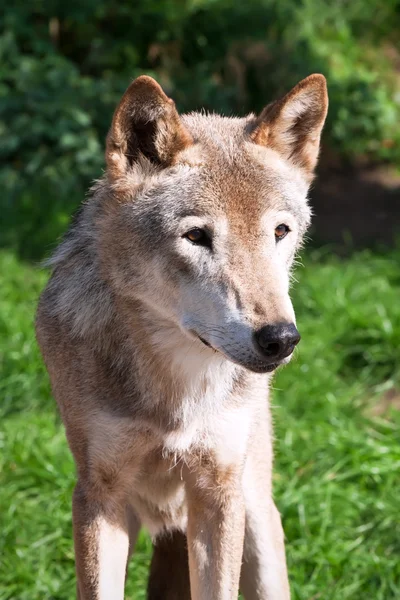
left=254, top=323, right=301, bottom=362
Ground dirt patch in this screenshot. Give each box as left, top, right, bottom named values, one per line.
left=309, top=158, right=400, bottom=248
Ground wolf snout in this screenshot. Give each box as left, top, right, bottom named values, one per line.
left=253, top=323, right=301, bottom=363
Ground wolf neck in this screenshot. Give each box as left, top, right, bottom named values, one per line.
left=118, top=297, right=239, bottom=404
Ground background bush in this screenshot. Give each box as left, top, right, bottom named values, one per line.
left=2, top=0, right=400, bottom=259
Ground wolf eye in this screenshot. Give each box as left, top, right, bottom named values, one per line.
left=184, top=228, right=211, bottom=248
left=275, top=224, right=290, bottom=240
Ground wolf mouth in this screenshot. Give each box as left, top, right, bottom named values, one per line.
left=196, top=334, right=280, bottom=374
left=198, top=335, right=212, bottom=349
left=248, top=362, right=279, bottom=374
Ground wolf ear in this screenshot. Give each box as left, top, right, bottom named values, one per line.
left=106, top=76, right=193, bottom=180
left=250, top=74, right=328, bottom=178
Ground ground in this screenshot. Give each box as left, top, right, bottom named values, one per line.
left=1, top=247, right=400, bottom=599
left=310, top=161, right=400, bottom=248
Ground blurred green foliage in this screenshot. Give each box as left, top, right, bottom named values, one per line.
left=2, top=0, right=400, bottom=258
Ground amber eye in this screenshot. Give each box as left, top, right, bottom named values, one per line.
left=184, top=228, right=212, bottom=248
left=275, top=224, right=290, bottom=240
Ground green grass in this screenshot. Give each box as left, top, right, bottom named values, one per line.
left=1, top=247, right=400, bottom=599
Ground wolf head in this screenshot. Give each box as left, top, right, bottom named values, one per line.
left=98, top=75, right=328, bottom=373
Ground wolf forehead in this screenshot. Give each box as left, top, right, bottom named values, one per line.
left=119, top=112, right=311, bottom=231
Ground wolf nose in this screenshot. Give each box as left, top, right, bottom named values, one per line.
left=254, top=323, right=301, bottom=362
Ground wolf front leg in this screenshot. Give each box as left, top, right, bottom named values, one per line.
left=240, top=499, right=290, bottom=600
left=239, top=417, right=291, bottom=600
left=185, top=461, right=246, bottom=600
left=73, top=481, right=134, bottom=600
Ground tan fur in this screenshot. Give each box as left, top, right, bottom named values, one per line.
left=36, top=74, right=328, bottom=599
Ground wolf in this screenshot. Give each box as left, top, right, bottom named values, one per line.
left=36, top=73, right=328, bottom=599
